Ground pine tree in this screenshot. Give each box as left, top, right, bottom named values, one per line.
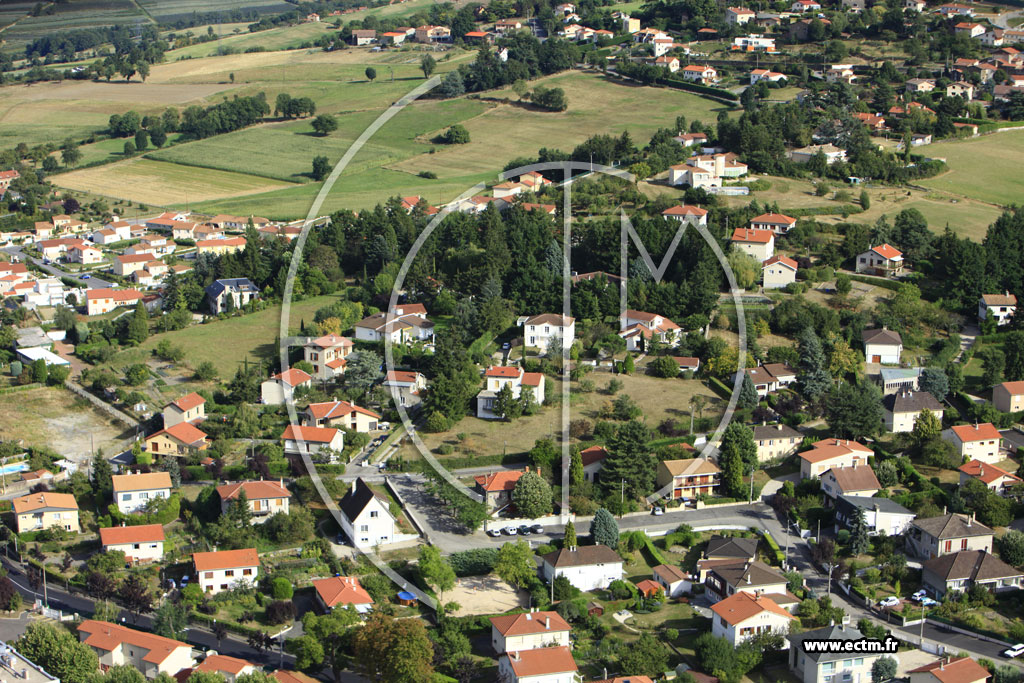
left=719, top=447, right=745, bottom=498
left=564, top=521, right=577, bottom=548
left=623, top=353, right=635, bottom=375
left=590, top=508, right=619, bottom=549
left=849, top=506, right=870, bottom=555
left=569, top=448, right=583, bottom=488
left=738, top=373, right=758, bottom=409
left=493, top=382, right=518, bottom=420
left=127, top=301, right=149, bottom=344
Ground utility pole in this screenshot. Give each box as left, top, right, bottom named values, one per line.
left=620, top=479, right=625, bottom=508
left=42, top=569, right=48, bottom=608
left=784, top=510, right=790, bottom=568
left=920, top=605, right=927, bottom=650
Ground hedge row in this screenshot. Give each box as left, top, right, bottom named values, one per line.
left=706, top=377, right=732, bottom=399
left=658, top=77, right=739, bottom=102
left=640, top=534, right=667, bottom=566
left=847, top=275, right=903, bottom=292
left=760, top=529, right=785, bottom=565
left=785, top=204, right=863, bottom=218
left=448, top=548, right=499, bottom=577
left=977, top=330, right=1019, bottom=343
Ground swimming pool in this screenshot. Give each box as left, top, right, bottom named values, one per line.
left=0, top=463, right=29, bottom=475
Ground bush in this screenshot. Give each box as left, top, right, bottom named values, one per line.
left=441, top=125, right=470, bottom=144
left=448, top=548, right=500, bottom=576
left=266, top=600, right=297, bottom=625
left=270, top=577, right=293, bottom=600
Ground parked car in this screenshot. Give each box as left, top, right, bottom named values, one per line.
left=652, top=506, right=664, bottom=516
left=502, top=342, right=510, bottom=350
left=878, top=596, right=900, bottom=608
left=486, top=528, right=502, bottom=538
left=502, top=526, right=518, bottom=535
left=530, top=524, right=544, bottom=534
left=912, top=589, right=928, bottom=601
left=518, top=525, right=531, bottom=536
left=1003, top=643, right=1024, bottom=659
left=919, top=597, right=938, bottom=607
left=80, top=274, right=91, bottom=280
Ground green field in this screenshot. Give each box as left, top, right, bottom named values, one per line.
left=919, top=130, right=1024, bottom=207
left=0, top=0, right=150, bottom=53
left=106, top=294, right=342, bottom=378
left=167, top=22, right=334, bottom=59
left=140, top=0, right=292, bottom=22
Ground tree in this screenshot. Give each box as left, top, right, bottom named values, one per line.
left=31, top=358, right=47, bottom=384
left=127, top=301, right=149, bottom=344
left=872, top=656, right=898, bottom=682
left=123, top=140, right=136, bottom=156
left=351, top=614, right=434, bottom=683
left=825, top=381, right=883, bottom=438
left=860, top=190, right=871, bottom=210
left=438, top=70, right=465, bottom=98
left=980, top=347, right=1006, bottom=387
left=848, top=506, right=870, bottom=555
left=564, top=521, right=577, bottom=547
left=1005, top=331, right=1024, bottom=382
left=911, top=408, right=942, bottom=445
left=569, top=448, right=583, bottom=487
left=798, top=327, right=833, bottom=401
left=590, top=507, right=619, bottom=548
left=511, top=471, right=552, bottom=519
left=618, top=632, right=670, bottom=677
left=999, top=529, right=1024, bottom=567
left=623, top=353, right=635, bottom=374
left=418, top=545, right=456, bottom=604
left=531, top=85, right=568, bottom=111
left=365, top=67, right=377, bottom=82
left=650, top=355, right=679, bottom=378
left=311, top=114, right=338, bottom=136
left=738, top=372, right=758, bottom=409
left=420, top=54, right=436, bottom=78
left=311, top=155, right=331, bottom=181
left=195, top=361, right=218, bottom=381
left=493, top=382, right=522, bottom=420
left=494, top=540, right=535, bottom=588
left=288, top=610, right=360, bottom=683
left=16, top=622, right=99, bottom=683
left=920, top=367, right=950, bottom=401
left=152, top=600, right=189, bottom=640
left=61, top=144, right=82, bottom=167
left=134, top=128, right=149, bottom=151
left=103, top=665, right=147, bottom=683
left=118, top=574, right=153, bottom=623
left=719, top=422, right=758, bottom=477
left=442, top=125, right=470, bottom=144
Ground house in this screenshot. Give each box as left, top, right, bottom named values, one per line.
left=856, top=244, right=904, bottom=277
left=384, top=369, right=427, bottom=408
left=196, top=236, right=246, bottom=256
left=905, top=78, right=936, bottom=94
left=726, top=6, right=756, bottom=23
left=750, top=69, right=786, bottom=85
left=978, top=292, right=1017, bottom=326
left=732, top=35, right=776, bottom=52
left=654, top=55, right=680, bottom=72
left=669, top=162, right=721, bottom=189
left=820, top=464, right=881, bottom=500
left=69, top=244, right=102, bottom=265
left=380, top=31, right=408, bottom=44
left=674, top=132, right=709, bottom=148
left=12, top=492, right=80, bottom=534
left=112, top=472, right=172, bottom=514
left=476, top=366, right=546, bottom=419
left=681, top=65, right=718, bottom=84
left=339, top=478, right=396, bottom=548
left=879, top=367, right=921, bottom=395
left=834, top=495, right=916, bottom=536
left=653, top=564, right=692, bottom=597
left=520, top=313, right=575, bottom=352
left=825, top=65, right=856, bottom=85
left=862, top=327, right=903, bottom=364
left=954, top=21, right=985, bottom=38
left=540, top=545, right=624, bottom=591
left=662, top=205, right=708, bottom=225
left=281, top=424, right=344, bottom=456
left=883, top=391, right=944, bottom=433
left=162, top=392, right=205, bottom=428
left=415, top=25, right=450, bottom=42
left=494, top=19, right=522, bottom=33
left=994, top=381, right=1024, bottom=413
left=705, top=560, right=790, bottom=602
left=790, top=144, right=847, bottom=165
left=303, top=334, right=354, bottom=381
left=751, top=213, right=797, bottom=235
left=922, top=550, right=1023, bottom=597
left=730, top=228, right=775, bottom=261
left=114, top=253, right=157, bottom=278
left=78, top=620, right=193, bottom=679
left=958, top=460, right=1021, bottom=495
left=673, top=357, right=701, bottom=374
left=194, top=548, right=259, bottom=594
left=499, top=647, right=578, bottom=683
left=205, top=278, right=259, bottom=314
left=739, top=363, right=797, bottom=398
left=905, top=0, right=926, bottom=9
left=474, top=470, right=525, bottom=509
left=580, top=445, right=608, bottom=483
left=491, top=611, right=571, bottom=654
left=656, top=458, right=721, bottom=499
left=618, top=310, right=681, bottom=350
left=353, top=307, right=435, bottom=344
left=303, top=400, right=380, bottom=431
left=313, top=575, right=374, bottom=613
left=853, top=112, right=887, bottom=131
left=692, top=152, right=747, bottom=178
left=946, top=81, right=975, bottom=99
left=194, top=655, right=257, bottom=683
left=909, top=657, right=990, bottom=683
left=145, top=421, right=209, bottom=456
left=0, top=169, right=20, bottom=193
left=907, top=513, right=993, bottom=559
left=791, top=0, right=821, bottom=9
left=85, top=288, right=143, bottom=316
left=710, top=592, right=795, bottom=647
left=99, top=524, right=165, bottom=564
left=943, top=423, right=1002, bottom=464
left=798, top=438, right=873, bottom=479
left=752, top=423, right=803, bottom=463
left=351, top=29, right=376, bottom=45
left=696, top=535, right=758, bottom=581
left=762, top=255, right=798, bottom=290
left=261, top=368, right=313, bottom=405
left=789, top=624, right=888, bottom=683
left=217, top=480, right=290, bottom=522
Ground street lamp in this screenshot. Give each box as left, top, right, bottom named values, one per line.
left=825, top=563, right=837, bottom=601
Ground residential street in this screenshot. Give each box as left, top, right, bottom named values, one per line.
left=2, top=245, right=115, bottom=289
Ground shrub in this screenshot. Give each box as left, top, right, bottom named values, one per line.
left=441, top=125, right=470, bottom=144
left=266, top=600, right=296, bottom=625
left=270, top=577, right=293, bottom=600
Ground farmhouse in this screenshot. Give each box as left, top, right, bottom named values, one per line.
left=303, top=334, right=354, bottom=381
left=112, top=472, right=172, bottom=515
left=78, top=620, right=193, bottom=679
left=216, top=480, right=290, bottom=522
left=99, top=524, right=165, bottom=564
left=539, top=545, right=624, bottom=591
left=943, top=423, right=1002, bottom=463
left=193, top=548, right=259, bottom=594
left=12, top=492, right=80, bottom=534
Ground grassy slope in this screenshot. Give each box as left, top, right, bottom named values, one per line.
left=918, top=130, right=1024, bottom=207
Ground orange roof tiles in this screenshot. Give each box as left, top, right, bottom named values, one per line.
left=12, top=492, right=78, bottom=513
left=193, top=548, right=259, bottom=571
left=271, top=368, right=312, bottom=387
left=99, top=524, right=166, bottom=546
left=313, top=576, right=374, bottom=608
left=730, top=228, right=774, bottom=244
left=475, top=470, right=524, bottom=492
left=281, top=424, right=340, bottom=443
left=112, top=472, right=172, bottom=492
left=216, top=480, right=290, bottom=501
left=710, top=591, right=796, bottom=626
left=490, top=610, right=570, bottom=636
left=503, top=646, right=577, bottom=677
left=485, top=366, right=522, bottom=378
left=149, top=421, right=209, bottom=446
left=951, top=423, right=1001, bottom=442
left=78, top=620, right=189, bottom=664
left=170, top=392, right=205, bottom=412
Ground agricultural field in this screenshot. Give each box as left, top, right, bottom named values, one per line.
left=918, top=130, right=1024, bottom=207
left=140, top=0, right=292, bottom=23
left=51, top=158, right=295, bottom=205
left=166, top=21, right=334, bottom=59
left=0, top=0, right=150, bottom=53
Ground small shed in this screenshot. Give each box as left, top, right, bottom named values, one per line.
left=587, top=601, right=604, bottom=616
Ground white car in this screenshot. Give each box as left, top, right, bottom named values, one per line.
left=919, top=597, right=939, bottom=607
left=912, top=589, right=928, bottom=601
left=1004, top=644, right=1024, bottom=658
left=878, top=596, right=900, bottom=608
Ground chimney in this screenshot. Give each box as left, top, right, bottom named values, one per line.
left=351, top=480, right=357, bottom=495
left=537, top=467, right=541, bottom=477
left=526, top=613, right=532, bottom=621
left=545, top=617, right=550, bottom=629
left=776, top=424, right=783, bottom=431
left=525, top=466, right=530, bottom=473
left=943, top=505, right=947, bottom=515
left=512, top=651, right=520, bottom=662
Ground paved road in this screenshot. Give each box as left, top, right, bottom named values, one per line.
left=2, top=245, right=114, bottom=289
left=994, top=7, right=1024, bottom=28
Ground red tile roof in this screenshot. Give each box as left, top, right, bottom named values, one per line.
left=99, top=524, right=166, bottom=546
left=959, top=459, right=1020, bottom=485
left=871, top=243, right=902, bottom=259
left=86, top=288, right=143, bottom=302
left=751, top=212, right=796, bottom=225
left=730, top=228, right=774, bottom=244
left=580, top=445, right=608, bottom=467
left=662, top=204, right=708, bottom=217
left=998, top=381, right=1024, bottom=396
left=281, top=424, right=340, bottom=443
left=271, top=368, right=312, bottom=386
left=485, top=366, right=522, bottom=378
left=475, top=470, right=524, bottom=492
left=490, top=610, right=570, bottom=636
left=503, top=646, right=577, bottom=677
left=710, top=591, right=796, bottom=626
left=170, top=392, right=205, bottom=412
left=195, top=655, right=254, bottom=676
left=951, top=423, right=1001, bottom=443
left=12, top=492, right=78, bottom=513
left=193, top=548, right=259, bottom=571
left=308, top=334, right=353, bottom=349
left=112, top=472, right=172, bottom=492
left=907, top=656, right=990, bottom=683
left=216, top=480, right=290, bottom=501
left=313, top=576, right=374, bottom=608
left=763, top=254, right=798, bottom=270
left=79, top=620, right=190, bottom=663
left=306, top=400, right=381, bottom=421
left=149, top=421, right=209, bottom=446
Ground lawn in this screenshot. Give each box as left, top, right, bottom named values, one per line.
left=104, top=294, right=342, bottom=378
left=51, top=158, right=295, bottom=206
left=919, top=130, right=1024, bottom=207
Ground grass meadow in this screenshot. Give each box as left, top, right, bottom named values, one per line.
left=919, top=130, right=1024, bottom=207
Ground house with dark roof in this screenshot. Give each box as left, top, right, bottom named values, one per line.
left=204, top=278, right=259, bottom=314
left=883, top=391, right=943, bottom=433
left=878, top=367, right=922, bottom=395
left=539, top=545, right=624, bottom=591
left=705, top=560, right=790, bottom=603
left=907, top=513, right=993, bottom=559
left=696, top=535, right=759, bottom=581
left=834, top=495, right=915, bottom=536
left=753, top=423, right=802, bottom=462
left=490, top=610, right=571, bottom=654
left=339, top=478, right=396, bottom=549
left=820, top=464, right=880, bottom=500
left=863, top=327, right=903, bottom=364
left=922, top=549, right=1023, bottom=597
left=738, top=363, right=797, bottom=398
left=789, top=624, right=888, bottom=683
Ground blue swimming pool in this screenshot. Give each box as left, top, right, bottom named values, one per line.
left=0, top=463, right=29, bottom=475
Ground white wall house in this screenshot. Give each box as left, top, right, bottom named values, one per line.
left=762, top=255, right=798, bottom=289
left=979, top=293, right=1017, bottom=326
left=280, top=424, right=344, bottom=457
left=730, top=228, right=775, bottom=261
left=303, top=334, right=354, bottom=381
left=260, top=368, right=313, bottom=405
left=476, top=366, right=546, bottom=419
left=520, top=313, right=575, bottom=352
left=539, top=546, right=623, bottom=591
left=99, top=523, right=165, bottom=564
left=710, top=592, right=795, bottom=647
left=162, top=392, right=206, bottom=428
left=943, top=423, right=1002, bottom=464
left=339, top=478, right=397, bottom=549
left=498, top=647, right=579, bottom=683
left=111, top=472, right=172, bottom=515
left=862, top=327, right=903, bottom=364
left=490, top=611, right=571, bottom=654
left=78, top=620, right=194, bottom=679
left=193, top=548, right=260, bottom=595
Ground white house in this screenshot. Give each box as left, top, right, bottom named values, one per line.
left=762, top=255, right=798, bottom=289
left=726, top=6, right=756, bottom=23
left=194, top=655, right=257, bottom=683
left=99, top=524, right=165, bottom=564
left=943, top=423, right=1002, bottom=464
left=653, top=564, right=692, bottom=597
left=730, top=228, right=775, bottom=261
left=618, top=309, right=682, bottom=350
left=384, top=370, right=427, bottom=408
left=751, top=212, right=797, bottom=234
left=958, top=460, right=1021, bottom=495
left=521, top=313, right=575, bottom=352
left=78, top=620, right=194, bottom=679
left=162, top=392, right=206, bottom=428
left=539, top=545, right=624, bottom=591
left=862, top=327, right=903, bottom=365
left=490, top=611, right=571, bottom=654
left=908, top=657, right=992, bottom=683
left=710, top=591, right=795, bottom=647
left=193, top=548, right=260, bottom=595
left=339, top=478, right=396, bottom=548
left=750, top=68, right=786, bottom=85
left=205, top=278, right=259, bottom=315
left=883, top=391, right=943, bottom=433
left=303, top=400, right=381, bottom=431
left=499, top=647, right=578, bottom=683
left=856, top=244, right=904, bottom=277
left=979, top=293, right=1017, bottom=326
left=260, top=368, right=313, bottom=405
left=476, top=366, right=546, bottom=419
left=834, top=495, right=916, bottom=536
left=790, top=144, right=847, bottom=165
left=85, top=288, right=143, bottom=316
left=354, top=304, right=434, bottom=344
left=789, top=625, right=888, bottom=683
left=661, top=204, right=708, bottom=225
left=681, top=64, right=718, bottom=84
left=303, top=334, right=354, bottom=381
left=280, top=424, right=344, bottom=456
left=798, top=438, right=873, bottom=479
left=111, top=472, right=172, bottom=515
left=216, top=480, right=290, bottom=523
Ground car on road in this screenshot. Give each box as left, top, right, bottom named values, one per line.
left=530, top=524, right=543, bottom=534
left=1004, top=644, right=1024, bottom=659
left=518, top=525, right=531, bottom=536
left=502, top=526, right=518, bottom=535
left=80, top=274, right=91, bottom=280
left=652, top=506, right=664, bottom=516
left=486, top=528, right=502, bottom=538
left=878, top=596, right=900, bottom=608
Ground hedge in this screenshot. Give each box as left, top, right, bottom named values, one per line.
left=640, top=535, right=667, bottom=566
left=658, top=77, right=739, bottom=102
left=706, top=377, right=732, bottom=399
left=977, top=330, right=1019, bottom=343
left=761, top=529, right=785, bottom=565
left=926, top=613, right=1009, bottom=643
left=189, top=610, right=264, bottom=637
left=784, top=204, right=864, bottom=218
left=848, top=275, right=903, bottom=292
